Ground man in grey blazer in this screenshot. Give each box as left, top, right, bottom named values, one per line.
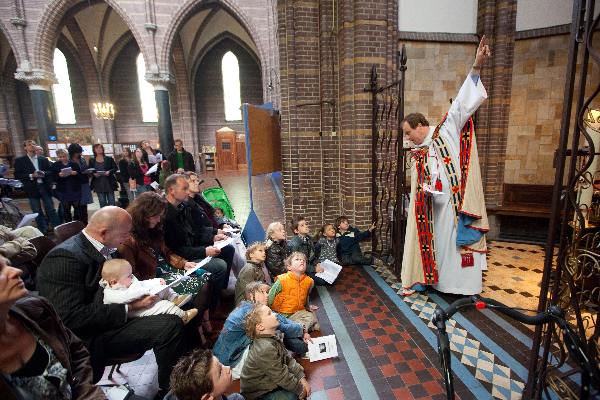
left=37, top=206, right=187, bottom=397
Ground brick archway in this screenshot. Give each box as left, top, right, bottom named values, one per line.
left=33, top=0, right=147, bottom=73
left=159, top=0, right=267, bottom=77
left=0, top=21, right=21, bottom=67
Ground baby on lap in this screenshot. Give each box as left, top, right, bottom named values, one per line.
left=100, top=258, right=198, bottom=324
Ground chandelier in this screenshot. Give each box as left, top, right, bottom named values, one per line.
left=93, top=102, right=115, bottom=120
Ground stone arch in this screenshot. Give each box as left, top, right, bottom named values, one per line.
left=0, top=20, right=21, bottom=69
left=190, top=32, right=261, bottom=89
left=33, top=0, right=147, bottom=73
left=159, top=0, right=267, bottom=77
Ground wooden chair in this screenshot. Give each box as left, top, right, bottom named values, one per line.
left=29, top=236, right=56, bottom=267
left=54, top=221, right=86, bottom=243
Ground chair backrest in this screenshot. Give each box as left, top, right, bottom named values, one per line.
left=29, top=236, right=56, bottom=267
left=54, top=221, right=86, bottom=243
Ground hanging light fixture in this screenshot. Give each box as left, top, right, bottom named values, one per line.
left=92, top=102, right=115, bottom=120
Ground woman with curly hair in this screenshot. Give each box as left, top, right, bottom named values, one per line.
left=117, top=192, right=213, bottom=343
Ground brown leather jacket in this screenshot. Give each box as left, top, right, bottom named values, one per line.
left=118, top=236, right=188, bottom=280
left=0, top=295, right=105, bottom=399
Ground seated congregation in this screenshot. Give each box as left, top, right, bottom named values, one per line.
left=0, top=168, right=378, bottom=400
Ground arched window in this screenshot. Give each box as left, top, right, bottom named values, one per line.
left=52, top=48, right=76, bottom=124
left=136, top=53, right=158, bottom=123
left=221, top=51, right=242, bottom=121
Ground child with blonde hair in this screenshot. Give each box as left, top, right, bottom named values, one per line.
left=268, top=252, right=319, bottom=331
left=234, top=242, right=268, bottom=305
left=100, top=258, right=198, bottom=324
left=241, top=304, right=311, bottom=400
left=265, top=221, right=291, bottom=279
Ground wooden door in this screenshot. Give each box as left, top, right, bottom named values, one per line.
left=215, top=130, right=237, bottom=170
left=236, top=134, right=247, bottom=170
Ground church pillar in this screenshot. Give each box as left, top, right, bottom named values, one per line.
left=147, top=74, right=175, bottom=155
left=14, top=69, right=57, bottom=150
left=277, top=0, right=397, bottom=229
left=476, top=0, right=518, bottom=209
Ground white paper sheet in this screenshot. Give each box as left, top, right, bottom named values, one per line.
left=315, top=260, right=343, bottom=284
left=213, top=237, right=234, bottom=249
left=148, top=154, right=158, bottom=164
left=149, top=181, right=160, bottom=190
left=223, top=226, right=241, bottom=233
left=60, top=167, right=72, bottom=175
left=17, top=213, right=38, bottom=228
left=307, top=335, right=338, bottom=362
left=145, top=163, right=159, bottom=175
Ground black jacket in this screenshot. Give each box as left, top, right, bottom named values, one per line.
left=186, top=199, right=218, bottom=245
left=37, top=232, right=128, bottom=340
left=50, top=160, right=85, bottom=199
left=164, top=202, right=208, bottom=260
left=14, top=155, right=54, bottom=197
left=88, top=156, right=118, bottom=191
left=265, top=238, right=291, bottom=279
left=117, top=158, right=130, bottom=183
left=167, top=149, right=195, bottom=172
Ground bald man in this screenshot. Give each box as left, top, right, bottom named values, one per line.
left=38, top=206, right=188, bottom=395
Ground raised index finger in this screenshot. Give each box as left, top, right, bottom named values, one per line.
left=479, top=35, right=487, bottom=51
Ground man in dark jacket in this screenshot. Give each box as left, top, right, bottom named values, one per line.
left=14, top=140, right=60, bottom=233
left=167, top=139, right=195, bottom=172
left=37, top=206, right=188, bottom=398
left=163, top=175, right=228, bottom=306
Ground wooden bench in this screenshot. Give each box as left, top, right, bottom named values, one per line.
left=494, top=184, right=554, bottom=218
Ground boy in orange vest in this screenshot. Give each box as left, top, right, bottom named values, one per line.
left=268, top=252, right=320, bottom=331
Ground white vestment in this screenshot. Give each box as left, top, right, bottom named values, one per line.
left=401, top=75, right=488, bottom=296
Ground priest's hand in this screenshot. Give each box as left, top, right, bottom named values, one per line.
left=473, top=35, right=491, bottom=70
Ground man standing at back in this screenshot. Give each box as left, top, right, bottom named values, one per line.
left=38, top=206, right=187, bottom=399
left=14, top=140, right=60, bottom=233
left=168, top=139, right=196, bottom=173
left=401, top=36, right=491, bottom=296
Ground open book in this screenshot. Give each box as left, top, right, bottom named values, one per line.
left=315, top=260, right=343, bottom=284
left=149, top=257, right=212, bottom=295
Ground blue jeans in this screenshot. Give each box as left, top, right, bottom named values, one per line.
left=28, top=185, right=60, bottom=232
left=261, top=389, right=299, bottom=400
left=97, top=191, right=115, bottom=208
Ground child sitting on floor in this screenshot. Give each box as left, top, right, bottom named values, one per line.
left=268, top=252, right=319, bottom=332
left=166, top=348, right=243, bottom=400
left=316, top=223, right=340, bottom=264
left=100, top=258, right=198, bottom=324
left=265, top=221, right=291, bottom=280
left=336, top=215, right=375, bottom=266
left=235, top=242, right=269, bottom=305
left=241, top=304, right=311, bottom=400
left=288, top=215, right=329, bottom=286
left=214, top=281, right=311, bottom=379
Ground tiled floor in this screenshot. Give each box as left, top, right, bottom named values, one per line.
left=12, top=170, right=566, bottom=399
left=99, top=244, right=548, bottom=400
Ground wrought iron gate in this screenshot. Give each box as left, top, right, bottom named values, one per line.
left=526, top=1, right=600, bottom=398
left=367, top=46, right=408, bottom=276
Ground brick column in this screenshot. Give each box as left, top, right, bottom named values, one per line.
left=476, top=0, right=517, bottom=209
left=277, top=0, right=397, bottom=231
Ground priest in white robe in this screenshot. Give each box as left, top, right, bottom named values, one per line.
left=400, top=36, right=491, bottom=296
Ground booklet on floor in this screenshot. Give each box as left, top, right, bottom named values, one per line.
left=315, top=260, right=343, bottom=284
left=307, top=335, right=338, bottom=362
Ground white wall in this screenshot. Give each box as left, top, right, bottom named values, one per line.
left=398, top=0, right=477, bottom=34
left=516, top=0, right=600, bottom=31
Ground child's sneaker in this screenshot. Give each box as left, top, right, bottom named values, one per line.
left=182, top=308, right=199, bottom=325
left=172, top=294, right=193, bottom=307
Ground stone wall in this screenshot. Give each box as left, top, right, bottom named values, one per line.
left=505, top=34, right=600, bottom=185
